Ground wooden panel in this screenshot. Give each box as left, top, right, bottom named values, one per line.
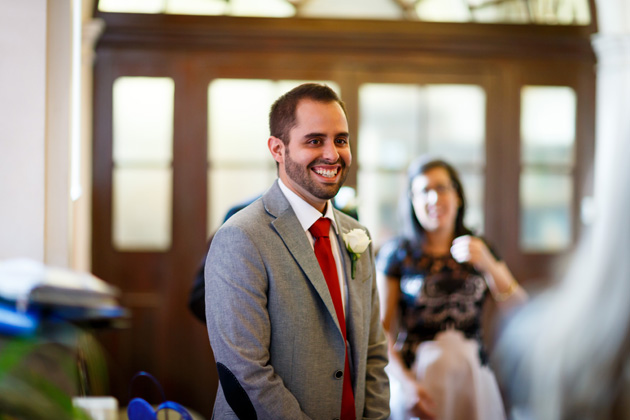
left=94, top=13, right=595, bottom=60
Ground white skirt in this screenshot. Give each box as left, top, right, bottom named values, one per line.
left=389, top=329, right=506, bottom=420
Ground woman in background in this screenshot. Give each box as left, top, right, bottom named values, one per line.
left=376, top=156, right=527, bottom=420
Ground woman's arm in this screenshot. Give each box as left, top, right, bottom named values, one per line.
left=450, top=235, right=528, bottom=311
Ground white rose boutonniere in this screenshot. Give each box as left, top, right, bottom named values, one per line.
left=343, top=229, right=371, bottom=279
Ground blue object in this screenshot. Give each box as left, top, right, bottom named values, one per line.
left=0, top=302, right=39, bottom=336
left=127, top=371, right=193, bottom=420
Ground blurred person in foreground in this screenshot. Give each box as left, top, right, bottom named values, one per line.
left=493, top=137, right=630, bottom=418
left=376, top=156, right=527, bottom=420
left=204, top=83, right=389, bottom=419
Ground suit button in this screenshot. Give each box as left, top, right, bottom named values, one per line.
left=334, top=370, right=343, bottom=379
left=333, top=418, right=340, bottom=420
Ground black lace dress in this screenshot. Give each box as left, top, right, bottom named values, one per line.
left=377, top=237, right=493, bottom=368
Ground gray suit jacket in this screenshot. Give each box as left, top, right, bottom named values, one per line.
left=205, top=181, right=390, bottom=419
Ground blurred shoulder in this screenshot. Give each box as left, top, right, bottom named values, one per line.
left=375, top=236, right=411, bottom=274
left=379, top=236, right=410, bottom=256
left=212, top=197, right=267, bottom=242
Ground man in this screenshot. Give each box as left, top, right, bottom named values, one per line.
left=205, top=83, right=390, bottom=419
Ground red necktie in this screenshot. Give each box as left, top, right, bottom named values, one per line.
left=309, top=218, right=356, bottom=420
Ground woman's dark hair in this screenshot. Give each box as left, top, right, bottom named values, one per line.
left=401, top=156, right=472, bottom=245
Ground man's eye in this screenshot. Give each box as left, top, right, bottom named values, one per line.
left=336, top=138, right=348, bottom=145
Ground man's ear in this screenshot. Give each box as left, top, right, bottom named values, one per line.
left=268, top=136, right=285, bottom=164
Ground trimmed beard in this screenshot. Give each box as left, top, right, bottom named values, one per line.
left=284, top=147, right=348, bottom=201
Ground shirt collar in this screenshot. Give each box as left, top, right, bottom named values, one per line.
left=277, top=179, right=339, bottom=234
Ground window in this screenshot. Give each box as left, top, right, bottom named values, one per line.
left=520, top=85, right=577, bottom=252
left=112, top=77, right=174, bottom=251
left=97, top=0, right=591, bottom=24
left=357, top=83, right=486, bottom=246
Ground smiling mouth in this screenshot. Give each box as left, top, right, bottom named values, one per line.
left=427, top=207, right=443, bottom=218
left=313, top=167, right=339, bottom=178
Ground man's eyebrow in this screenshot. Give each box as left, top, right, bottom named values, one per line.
left=304, top=132, right=326, bottom=138
left=303, top=132, right=349, bottom=137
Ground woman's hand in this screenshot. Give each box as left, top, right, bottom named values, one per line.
left=452, top=235, right=528, bottom=305
left=404, top=380, right=436, bottom=419
left=450, top=235, right=496, bottom=273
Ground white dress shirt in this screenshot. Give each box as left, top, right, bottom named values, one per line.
left=278, top=179, right=347, bottom=314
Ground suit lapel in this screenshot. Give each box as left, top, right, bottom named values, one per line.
left=333, top=212, right=362, bottom=341
left=264, top=182, right=342, bottom=334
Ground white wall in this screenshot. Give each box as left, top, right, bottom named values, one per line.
left=45, top=0, right=73, bottom=266
left=0, top=1, right=48, bottom=261
left=0, top=0, right=88, bottom=268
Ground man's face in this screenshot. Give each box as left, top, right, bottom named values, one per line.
left=269, top=99, right=352, bottom=213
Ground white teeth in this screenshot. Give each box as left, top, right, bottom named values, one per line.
left=314, top=168, right=337, bottom=178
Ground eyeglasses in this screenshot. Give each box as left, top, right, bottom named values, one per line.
left=410, top=184, right=455, bottom=199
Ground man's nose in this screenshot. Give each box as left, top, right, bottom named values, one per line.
left=322, top=140, right=340, bottom=162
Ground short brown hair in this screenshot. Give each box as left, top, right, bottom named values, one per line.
left=269, top=83, right=347, bottom=144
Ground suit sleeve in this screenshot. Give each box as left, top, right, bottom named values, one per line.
left=362, top=241, right=391, bottom=419
left=205, top=224, right=311, bottom=420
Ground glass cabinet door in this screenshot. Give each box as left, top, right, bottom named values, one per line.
left=112, top=76, right=174, bottom=251
left=520, top=85, right=577, bottom=252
